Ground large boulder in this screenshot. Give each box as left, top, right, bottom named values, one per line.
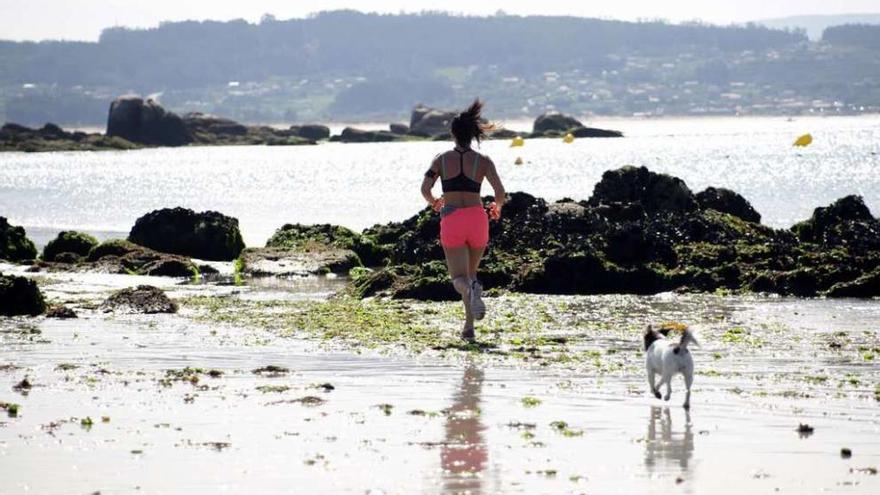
left=100, top=285, right=177, bottom=314
left=389, top=123, right=409, bottom=135
left=791, top=195, right=880, bottom=252
left=533, top=112, right=582, bottom=134
left=290, top=124, right=330, bottom=141
left=695, top=187, right=762, bottom=223
left=128, top=208, right=245, bottom=261
left=266, top=223, right=384, bottom=267
left=42, top=231, right=99, bottom=262
left=0, top=273, right=46, bottom=316
left=0, top=217, right=37, bottom=261
left=587, top=166, right=698, bottom=213
left=824, top=268, right=880, bottom=298
left=409, top=104, right=457, bottom=137
left=106, top=96, right=192, bottom=146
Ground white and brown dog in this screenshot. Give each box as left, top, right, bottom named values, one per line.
left=644, top=325, right=699, bottom=409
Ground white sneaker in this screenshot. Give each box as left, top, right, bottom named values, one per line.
left=469, top=280, right=486, bottom=321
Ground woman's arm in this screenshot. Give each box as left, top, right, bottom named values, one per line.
left=421, top=157, right=442, bottom=209
left=484, top=157, right=507, bottom=209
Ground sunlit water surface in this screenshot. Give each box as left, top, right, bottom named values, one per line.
left=1, top=115, right=878, bottom=248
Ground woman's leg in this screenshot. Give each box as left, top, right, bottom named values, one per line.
left=444, top=245, right=474, bottom=338
left=467, top=246, right=487, bottom=320
left=467, top=246, right=486, bottom=281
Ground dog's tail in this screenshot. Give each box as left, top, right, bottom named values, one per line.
left=679, top=328, right=699, bottom=350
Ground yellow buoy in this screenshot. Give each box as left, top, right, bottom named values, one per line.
left=793, top=134, right=813, bottom=147
left=514, top=156, right=524, bottom=165
left=510, top=136, right=524, bottom=147
left=563, top=133, right=575, bottom=144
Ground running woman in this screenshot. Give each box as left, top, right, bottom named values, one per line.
left=420, top=99, right=507, bottom=341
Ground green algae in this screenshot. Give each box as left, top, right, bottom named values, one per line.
left=521, top=396, right=542, bottom=408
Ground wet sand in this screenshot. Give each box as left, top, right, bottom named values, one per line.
left=1, top=265, right=879, bottom=494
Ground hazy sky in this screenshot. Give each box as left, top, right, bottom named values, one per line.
left=2, top=0, right=879, bottom=41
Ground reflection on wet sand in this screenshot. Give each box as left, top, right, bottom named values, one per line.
left=441, top=366, right=487, bottom=494
left=645, top=406, right=694, bottom=473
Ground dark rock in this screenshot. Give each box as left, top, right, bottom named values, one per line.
left=100, top=285, right=177, bottom=314
left=46, top=305, right=77, bottom=318
left=587, top=165, right=698, bottom=213
left=42, top=231, right=99, bottom=262
left=569, top=126, right=623, bottom=138
left=38, top=123, right=69, bottom=139
left=85, top=238, right=196, bottom=277
left=533, top=112, right=582, bottom=134
left=334, top=127, right=404, bottom=143
left=824, top=268, right=880, bottom=298
left=142, top=258, right=197, bottom=277
left=53, top=252, right=81, bottom=264
left=240, top=247, right=359, bottom=277
left=106, top=96, right=192, bottom=146
left=0, top=217, right=37, bottom=262
left=0, top=273, right=46, bottom=316
left=791, top=195, right=880, bottom=253
left=389, top=123, right=409, bottom=135
left=696, top=187, right=761, bottom=223
left=128, top=208, right=245, bottom=261
left=183, top=112, right=248, bottom=137
left=290, top=124, right=330, bottom=141
left=87, top=239, right=141, bottom=262
left=410, top=104, right=457, bottom=137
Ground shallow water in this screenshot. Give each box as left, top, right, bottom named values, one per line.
left=1, top=269, right=879, bottom=494
left=1, top=115, right=879, bottom=247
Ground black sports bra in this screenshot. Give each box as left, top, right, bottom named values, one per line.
left=440, top=148, right=482, bottom=194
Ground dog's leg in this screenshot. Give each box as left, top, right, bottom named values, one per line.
left=647, top=367, right=661, bottom=399
left=663, top=372, right=672, bottom=401
left=683, top=371, right=693, bottom=409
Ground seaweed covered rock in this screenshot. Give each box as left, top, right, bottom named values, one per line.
left=107, top=96, right=192, bottom=146
left=0, top=273, right=46, bottom=316
left=569, top=126, right=624, bottom=138
left=42, top=231, right=98, bottom=262
left=266, top=223, right=384, bottom=267
left=240, top=246, right=359, bottom=277
left=824, top=268, right=880, bottom=298
left=100, top=285, right=177, bottom=314
left=46, top=305, right=77, bottom=318
left=695, top=187, right=761, bottom=223
left=349, top=261, right=458, bottom=301
left=0, top=217, right=37, bottom=261
left=791, top=195, right=880, bottom=252
left=533, top=112, right=582, bottom=134
left=87, top=238, right=197, bottom=277
left=588, top=165, right=698, bottom=213
left=128, top=208, right=245, bottom=261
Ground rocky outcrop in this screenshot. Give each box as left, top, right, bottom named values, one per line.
left=569, top=126, right=623, bottom=138
left=128, top=208, right=245, bottom=261
left=0, top=122, right=140, bottom=152
left=331, top=127, right=406, bottom=143
left=42, top=231, right=99, bottom=262
left=46, top=305, right=77, bottom=318
left=409, top=104, right=456, bottom=137
left=695, top=187, right=761, bottom=223
left=791, top=195, right=880, bottom=253
left=0, top=273, right=46, bottom=316
left=100, top=285, right=177, bottom=314
left=290, top=124, right=331, bottom=141
left=389, top=123, right=409, bottom=135
left=0, top=217, right=37, bottom=262
left=106, top=96, right=192, bottom=146
left=533, top=112, right=582, bottom=134
left=329, top=166, right=880, bottom=300
left=183, top=112, right=248, bottom=137
left=83, top=239, right=197, bottom=277
left=587, top=165, right=698, bottom=213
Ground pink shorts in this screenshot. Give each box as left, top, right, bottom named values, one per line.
left=440, top=205, right=489, bottom=248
